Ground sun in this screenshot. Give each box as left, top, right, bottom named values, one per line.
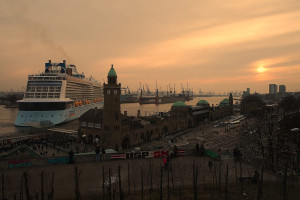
left=256, top=65, right=267, bottom=73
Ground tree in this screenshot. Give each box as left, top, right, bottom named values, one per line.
left=279, top=95, right=299, bottom=114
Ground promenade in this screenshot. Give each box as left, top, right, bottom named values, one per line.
left=1, top=156, right=284, bottom=200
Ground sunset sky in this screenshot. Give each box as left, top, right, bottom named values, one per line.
left=1, top=0, right=300, bottom=93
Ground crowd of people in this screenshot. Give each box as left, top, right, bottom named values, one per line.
left=0, top=134, right=76, bottom=158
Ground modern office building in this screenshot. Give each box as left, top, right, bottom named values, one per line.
left=279, top=85, right=286, bottom=93
left=269, top=84, right=278, bottom=94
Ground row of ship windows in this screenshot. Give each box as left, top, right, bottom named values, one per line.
left=81, top=122, right=101, bottom=129
left=26, top=86, right=61, bottom=92
left=25, top=93, right=60, bottom=98
left=29, top=77, right=66, bottom=80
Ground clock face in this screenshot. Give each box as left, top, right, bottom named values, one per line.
left=114, top=89, right=118, bottom=95
left=107, top=89, right=111, bottom=95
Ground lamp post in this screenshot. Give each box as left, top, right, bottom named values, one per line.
left=291, top=128, right=300, bottom=174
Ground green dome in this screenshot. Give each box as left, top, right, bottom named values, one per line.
left=219, top=98, right=229, bottom=106
left=108, top=65, right=117, bottom=77
left=197, top=100, right=210, bottom=107
left=172, top=101, right=187, bottom=107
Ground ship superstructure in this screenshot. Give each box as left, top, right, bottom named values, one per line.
left=15, top=60, right=103, bottom=126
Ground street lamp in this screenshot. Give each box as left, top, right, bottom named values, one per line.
left=291, top=128, right=300, bottom=174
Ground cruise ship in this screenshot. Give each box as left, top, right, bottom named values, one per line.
left=15, top=60, right=103, bottom=127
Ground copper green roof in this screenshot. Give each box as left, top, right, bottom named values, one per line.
left=197, top=100, right=210, bottom=106
left=219, top=98, right=229, bottom=106
left=108, top=65, right=117, bottom=77
left=172, top=101, right=187, bottom=107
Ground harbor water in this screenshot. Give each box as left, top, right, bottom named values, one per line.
left=120, top=96, right=228, bottom=116
left=0, top=96, right=234, bottom=137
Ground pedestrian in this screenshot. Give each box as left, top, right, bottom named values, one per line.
left=95, top=146, right=100, bottom=162
left=173, top=145, right=178, bottom=157
left=196, top=143, right=200, bottom=152
left=69, top=150, right=74, bottom=164
left=200, top=143, right=205, bottom=156
left=163, top=156, right=167, bottom=170
left=166, top=154, right=170, bottom=169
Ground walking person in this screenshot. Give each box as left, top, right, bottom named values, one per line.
left=163, top=156, right=167, bottom=171
left=69, top=150, right=74, bottom=164
left=95, top=146, right=100, bottom=162
left=166, top=154, right=170, bottom=169
left=173, top=145, right=178, bottom=157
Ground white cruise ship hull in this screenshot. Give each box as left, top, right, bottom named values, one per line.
left=16, top=60, right=104, bottom=127
left=15, top=102, right=103, bottom=127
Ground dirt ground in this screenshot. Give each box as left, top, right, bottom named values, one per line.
left=1, top=156, right=285, bottom=200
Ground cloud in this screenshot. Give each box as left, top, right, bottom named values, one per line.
left=1, top=0, right=300, bottom=93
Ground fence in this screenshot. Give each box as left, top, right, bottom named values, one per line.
left=0, top=146, right=191, bottom=170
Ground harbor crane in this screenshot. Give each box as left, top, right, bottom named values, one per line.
left=169, top=83, right=172, bottom=94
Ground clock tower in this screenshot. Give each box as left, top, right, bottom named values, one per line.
left=102, top=64, right=122, bottom=147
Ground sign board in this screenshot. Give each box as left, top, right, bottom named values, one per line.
left=8, top=159, right=32, bottom=169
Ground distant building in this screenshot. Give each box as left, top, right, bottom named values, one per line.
left=242, top=88, right=250, bottom=98
left=269, top=84, right=278, bottom=94
left=279, top=85, right=286, bottom=93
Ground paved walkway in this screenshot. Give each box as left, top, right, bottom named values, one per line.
left=140, top=118, right=244, bottom=158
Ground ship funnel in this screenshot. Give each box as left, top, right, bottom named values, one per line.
left=49, top=60, right=51, bottom=64
left=67, top=68, right=73, bottom=76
